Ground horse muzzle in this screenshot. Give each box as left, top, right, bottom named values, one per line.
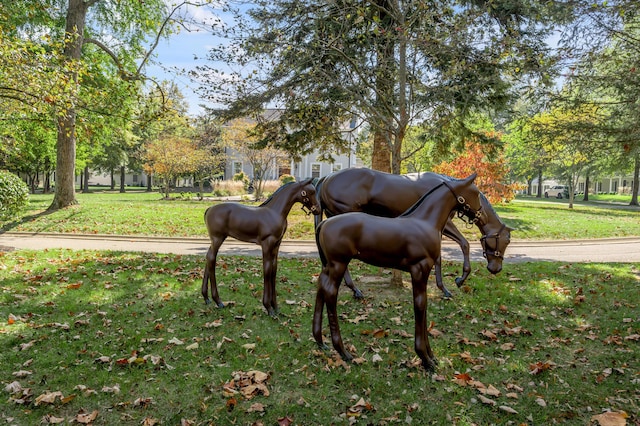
left=486, top=259, right=503, bottom=275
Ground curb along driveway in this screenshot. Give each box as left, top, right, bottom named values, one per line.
left=2, top=232, right=640, bottom=263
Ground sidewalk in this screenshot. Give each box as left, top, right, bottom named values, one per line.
left=2, top=232, right=640, bottom=263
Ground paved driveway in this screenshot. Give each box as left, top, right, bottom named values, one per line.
left=2, top=232, right=640, bottom=263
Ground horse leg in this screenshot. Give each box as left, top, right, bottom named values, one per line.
left=312, top=270, right=329, bottom=351
left=342, top=268, right=364, bottom=299
left=434, top=256, right=453, bottom=298
left=261, top=240, right=281, bottom=317
left=313, top=262, right=352, bottom=362
left=201, top=239, right=225, bottom=307
left=443, top=221, right=471, bottom=288
left=410, top=265, right=437, bottom=371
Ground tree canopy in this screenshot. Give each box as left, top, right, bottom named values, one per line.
left=196, top=0, right=568, bottom=173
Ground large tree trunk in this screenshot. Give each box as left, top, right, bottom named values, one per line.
left=49, top=0, right=91, bottom=210
left=537, top=169, right=543, bottom=198
left=583, top=173, right=590, bottom=201
left=371, top=130, right=391, bottom=172
left=631, top=153, right=639, bottom=206
left=120, top=165, right=126, bottom=193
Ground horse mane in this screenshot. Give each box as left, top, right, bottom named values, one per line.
left=258, top=178, right=316, bottom=207
left=399, top=182, right=446, bottom=217
left=259, top=181, right=294, bottom=207
left=415, top=173, right=500, bottom=220
left=479, top=192, right=499, bottom=218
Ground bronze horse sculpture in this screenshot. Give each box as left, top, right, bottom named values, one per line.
left=315, top=168, right=512, bottom=298
left=202, top=178, right=320, bottom=316
left=313, top=174, right=483, bottom=371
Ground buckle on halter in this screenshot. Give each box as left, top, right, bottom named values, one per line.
left=301, top=200, right=316, bottom=215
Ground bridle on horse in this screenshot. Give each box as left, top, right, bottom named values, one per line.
left=300, top=189, right=318, bottom=215
left=442, top=180, right=484, bottom=226
left=480, top=223, right=507, bottom=259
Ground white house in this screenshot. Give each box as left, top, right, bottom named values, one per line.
left=532, top=174, right=636, bottom=196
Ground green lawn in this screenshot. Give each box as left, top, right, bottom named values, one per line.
left=1, top=190, right=638, bottom=425
left=0, top=251, right=638, bottom=425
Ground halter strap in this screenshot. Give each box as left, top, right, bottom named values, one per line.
left=442, top=180, right=483, bottom=225
left=480, top=223, right=506, bottom=258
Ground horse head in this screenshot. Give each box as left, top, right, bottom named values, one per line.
left=481, top=223, right=513, bottom=274
left=298, top=177, right=321, bottom=215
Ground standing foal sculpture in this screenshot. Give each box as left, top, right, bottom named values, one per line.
left=315, top=168, right=512, bottom=298
left=201, top=178, right=320, bottom=316
left=313, top=174, right=483, bottom=371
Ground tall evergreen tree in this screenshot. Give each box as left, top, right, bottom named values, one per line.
left=198, top=0, right=567, bottom=173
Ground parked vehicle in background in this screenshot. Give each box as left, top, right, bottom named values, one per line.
left=545, top=185, right=569, bottom=198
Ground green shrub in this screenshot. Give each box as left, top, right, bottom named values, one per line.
left=0, top=170, right=29, bottom=221
left=279, top=174, right=295, bottom=185
left=233, top=172, right=250, bottom=191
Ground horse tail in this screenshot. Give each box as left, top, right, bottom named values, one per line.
left=315, top=219, right=328, bottom=267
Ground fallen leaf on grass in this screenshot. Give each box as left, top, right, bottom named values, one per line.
left=478, top=384, right=501, bottom=397
left=133, top=397, right=154, bottom=408
left=536, top=397, right=547, bottom=407
left=499, top=405, right=518, bottom=414
left=590, top=411, right=628, bottom=426
left=223, top=370, right=270, bottom=400
left=43, top=415, right=65, bottom=424
left=347, top=397, right=375, bottom=417
left=477, top=395, right=496, bottom=406
left=75, top=410, right=99, bottom=424
left=35, top=391, right=64, bottom=406
left=529, top=361, right=555, bottom=375
left=4, top=381, right=22, bottom=394
left=277, top=416, right=293, bottom=426
left=452, top=373, right=473, bottom=386
left=247, top=402, right=266, bottom=413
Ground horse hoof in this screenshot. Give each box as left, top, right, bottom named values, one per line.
left=341, top=352, right=354, bottom=363
left=204, top=298, right=212, bottom=305
left=317, top=342, right=330, bottom=352
left=443, top=290, right=453, bottom=299
left=422, top=359, right=437, bottom=372
left=353, top=289, right=365, bottom=300
left=217, top=302, right=225, bottom=308
left=455, top=277, right=465, bottom=287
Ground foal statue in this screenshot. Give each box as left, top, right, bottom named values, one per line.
left=202, top=178, right=320, bottom=316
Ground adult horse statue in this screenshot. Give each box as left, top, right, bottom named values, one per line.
left=202, top=178, right=320, bottom=316
left=315, top=168, right=512, bottom=298
left=313, top=174, right=483, bottom=371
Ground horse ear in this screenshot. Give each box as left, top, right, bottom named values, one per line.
left=506, top=225, right=516, bottom=232
left=465, top=173, right=477, bottom=184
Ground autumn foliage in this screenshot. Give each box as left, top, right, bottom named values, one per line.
left=433, top=137, right=517, bottom=204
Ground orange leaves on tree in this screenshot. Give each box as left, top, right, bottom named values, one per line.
left=433, top=140, right=518, bottom=203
